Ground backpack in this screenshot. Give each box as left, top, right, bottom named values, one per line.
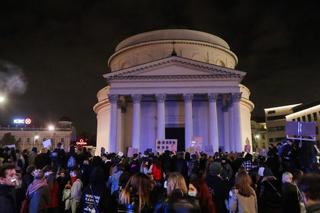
left=67, top=156, right=76, bottom=168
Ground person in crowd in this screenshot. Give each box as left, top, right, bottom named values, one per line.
left=108, top=162, right=124, bottom=194
left=257, top=168, right=282, bottom=213
left=281, top=172, right=300, bottom=213
left=29, top=147, right=38, bottom=166
left=34, top=148, right=51, bottom=169
left=44, top=165, right=59, bottom=213
left=241, top=153, right=254, bottom=172
left=56, top=168, right=69, bottom=211
left=227, top=170, right=258, bottom=213
left=130, top=153, right=141, bottom=174
left=190, top=173, right=216, bottom=213
left=79, top=166, right=110, bottom=213
left=154, top=172, right=201, bottom=213
left=70, top=168, right=82, bottom=213
left=0, top=164, right=18, bottom=213
left=206, top=161, right=229, bottom=213
left=21, top=165, right=35, bottom=195
left=220, top=158, right=233, bottom=182
left=173, top=152, right=188, bottom=182
left=298, top=174, right=320, bottom=213
left=119, top=173, right=153, bottom=213
left=27, top=169, right=51, bottom=213
left=149, top=157, right=163, bottom=185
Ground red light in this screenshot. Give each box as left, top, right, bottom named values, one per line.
left=25, top=118, right=32, bottom=125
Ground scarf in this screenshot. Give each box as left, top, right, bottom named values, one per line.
left=27, top=178, right=48, bottom=195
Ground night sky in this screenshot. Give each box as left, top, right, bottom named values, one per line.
left=0, top=0, right=319, bottom=134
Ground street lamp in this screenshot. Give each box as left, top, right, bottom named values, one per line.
left=48, top=125, right=55, bottom=131
left=0, top=95, right=5, bottom=104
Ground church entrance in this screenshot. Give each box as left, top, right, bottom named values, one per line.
left=165, top=127, right=185, bottom=151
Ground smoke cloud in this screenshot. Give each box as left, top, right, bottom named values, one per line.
left=0, top=60, right=27, bottom=95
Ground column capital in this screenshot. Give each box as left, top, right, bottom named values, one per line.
left=183, top=93, right=193, bottom=102
left=208, top=93, right=219, bottom=102
left=131, top=94, right=142, bottom=103
left=108, top=94, right=118, bottom=103
left=232, top=93, right=242, bottom=102
left=155, top=94, right=166, bottom=103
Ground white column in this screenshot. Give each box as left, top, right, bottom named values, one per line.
left=131, top=94, right=142, bottom=151
left=184, top=94, right=193, bottom=150
left=117, top=105, right=123, bottom=152
left=232, top=93, right=242, bottom=152
left=223, top=108, right=230, bottom=152
left=208, top=93, right=219, bottom=152
left=108, top=94, right=118, bottom=153
left=156, top=94, right=166, bottom=140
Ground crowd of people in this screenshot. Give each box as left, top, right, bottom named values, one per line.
left=1, top=140, right=320, bottom=213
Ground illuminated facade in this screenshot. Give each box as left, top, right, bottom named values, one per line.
left=264, top=104, right=301, bottom=145
left=251, top=120, right=267, bottom=151
left=94, top=29, right=254, bottom=154
left=0, top=118, right=74, bottom=151
left=286, top=102, right=320, bottom=142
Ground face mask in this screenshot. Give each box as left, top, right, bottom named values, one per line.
left=188, top=190, right=197, bottom=197
left=188, top=183, right=197, bottom=197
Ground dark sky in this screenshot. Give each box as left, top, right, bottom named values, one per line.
left=0, top=0, right=319, bottom=134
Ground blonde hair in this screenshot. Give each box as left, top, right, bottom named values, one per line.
left=167, top=172, right=188, bottom=197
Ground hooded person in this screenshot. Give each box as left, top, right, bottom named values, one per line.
left=27, top=169, right=51, bottom=213
left=206, top=162, right=229, bottom=213
left=257, top=167, right=282, bottom=213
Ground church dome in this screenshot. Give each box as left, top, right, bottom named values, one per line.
left=115, top=29, right=230, bottom=51
left=108, top=29, right=238, bottom=71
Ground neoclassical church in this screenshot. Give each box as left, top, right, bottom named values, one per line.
left=93, top=29, right=254, bottom=154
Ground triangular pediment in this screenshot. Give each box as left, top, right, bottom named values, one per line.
left=104, top=56, right=246, bottom=81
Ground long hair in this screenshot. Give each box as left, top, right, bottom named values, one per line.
left=119, top=173, right=152, bottom=212
left=235, top=170, right=254, bottom=197
left=167, top=172, right=188, bottom=197
left=190, top=175, right=216, bottom=213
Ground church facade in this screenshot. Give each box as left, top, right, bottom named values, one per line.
left=93, top=29, right=254, bottom=154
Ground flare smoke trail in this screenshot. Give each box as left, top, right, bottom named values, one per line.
left=0, top=60, right=27, bottom=95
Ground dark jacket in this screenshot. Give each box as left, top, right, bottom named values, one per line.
left=282, top=182, right=300, bottom=213
left=206, top=175, right=229, bottom=213
left=154, top=190, right=201, bottom=213
left=258, top=177, right=282, bottom=213
left=0, top=184, right=17, bottom=213
left=79, top=184, right=110, bottom=213
left=306, top=203, right=320, bottom=213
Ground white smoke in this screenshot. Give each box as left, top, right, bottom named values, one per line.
left=0, top=60, right=27, bottom=95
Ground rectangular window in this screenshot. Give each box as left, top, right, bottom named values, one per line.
left=297, top=117, right=301, bottom=122
left=269, top=138, right=274, bottom=142
left=27, top=138, right=30, bottom=142
left=292, top=119, right=296, bottom=122
left=302, top=116, right=306, bottom=122
left=314, top=112, right=318, bottom=121
left=308, top=114, right=312, bottom=121
left=267, top=110, right=276, bottom=115
left=61, top=138, right=64, bottom=142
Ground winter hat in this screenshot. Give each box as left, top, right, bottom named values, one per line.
left=208, top=162, right=222, bottom=176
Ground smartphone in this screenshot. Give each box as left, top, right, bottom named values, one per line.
left=164, top=180, right=167, bottom=188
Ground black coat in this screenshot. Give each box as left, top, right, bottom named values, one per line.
left=206, top=175, right=229, bottom=213
left=282, top=182, right=300, bottom=213
left=0, top=184, right=17, bottom=213
left=258, top=177, right=282, bottom=213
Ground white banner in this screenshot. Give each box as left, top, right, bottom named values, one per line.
left=42, top=139, right=52, bottom=148
left=156, top=139, right=177, bottom=153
